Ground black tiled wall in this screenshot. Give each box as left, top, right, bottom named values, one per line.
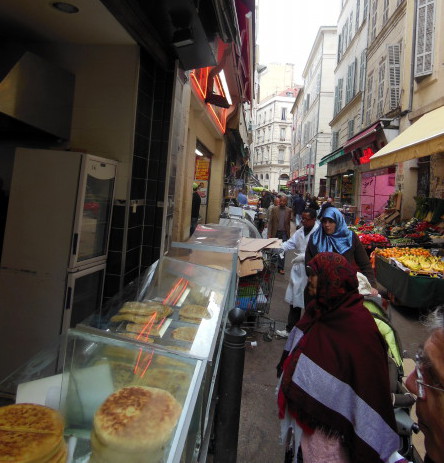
left=103, top=49, right=173, bottom=303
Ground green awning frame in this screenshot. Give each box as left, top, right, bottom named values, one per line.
left=319, top=148, right=345, bottom=167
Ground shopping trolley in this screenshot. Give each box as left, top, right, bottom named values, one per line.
left=235, top=250, right=278, bottom=341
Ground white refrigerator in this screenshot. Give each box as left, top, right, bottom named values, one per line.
left=0, top=148, right=117, bottom=380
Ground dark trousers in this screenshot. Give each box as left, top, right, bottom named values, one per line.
left=286, top=305, right=302, bottom=332
left=276, top=230, right=288, bottom=270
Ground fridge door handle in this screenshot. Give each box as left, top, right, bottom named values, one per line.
left=65, top=286, right=72, bottom=310
left=72, top=233, right=78, bottom=256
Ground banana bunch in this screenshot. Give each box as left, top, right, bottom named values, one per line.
left=398, top=255, right=444, bottom=273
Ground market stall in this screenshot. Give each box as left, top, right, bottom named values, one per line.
left=0, top=225, right=244, bottom=463
left=375, top=252, right=444, bottom=309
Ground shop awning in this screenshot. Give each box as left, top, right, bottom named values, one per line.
left=344, top=121, right=382, bottom=153
left=319, top=148, right=345, bottom=166
left=370, top=106, right=444, bottom=169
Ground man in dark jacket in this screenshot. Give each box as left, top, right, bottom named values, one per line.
left=258, top=190, right=273, bottom=210
left=190, top=183, right=201, bottom=235
left=292, top=193, right=306, bottom=228
left=268, top=195, right=292, bottom=274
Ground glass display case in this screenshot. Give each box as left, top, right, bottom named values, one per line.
left=0, top=253, right=237, bottom=463
left=60, top=328, right=205, bottom=463
left=170, top=224, right=241, bottom=310
left=84, top=257, right=231, bottom=360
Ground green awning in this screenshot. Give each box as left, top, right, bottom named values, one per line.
left=319, top=148, right=345, bottom=167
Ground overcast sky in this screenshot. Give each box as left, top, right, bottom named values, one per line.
left=256, top=0, right=341, bottom=84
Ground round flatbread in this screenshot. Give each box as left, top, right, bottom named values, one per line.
left=171, top=326, right=197, bottom=342
left=93, top=386, right=181, bottom=453
left=0, top=404, right=64, bottom=463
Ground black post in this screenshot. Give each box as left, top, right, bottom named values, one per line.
left=213, top=308, right=246, bottom=463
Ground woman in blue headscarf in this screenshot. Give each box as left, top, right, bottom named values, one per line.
left=305, top=207, right=378, bottom=293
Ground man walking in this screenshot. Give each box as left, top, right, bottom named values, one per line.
left=190, top=183, right=201, bottom=235
left=292, top=193, right=306, bottom=228
left=275, top=208, right=318, bottom=338
left=268, top=195, right=292, bottom=274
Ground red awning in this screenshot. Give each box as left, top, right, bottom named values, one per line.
left=344, top=122, right=382, bottom=153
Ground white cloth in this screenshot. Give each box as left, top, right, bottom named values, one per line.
left=281, top=223, right=319, bottom=307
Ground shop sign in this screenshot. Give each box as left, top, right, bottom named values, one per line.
left=359, top=147, right=374, bottom=164
left=195, top=156, right=211, bottom=205
left=190, top=66, right=228, bottom=133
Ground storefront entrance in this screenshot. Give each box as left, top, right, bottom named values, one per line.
left=360, top=167, right=396, bottom=220
left=194, top=141, right=212, bottom=223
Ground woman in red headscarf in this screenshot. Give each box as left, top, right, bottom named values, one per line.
left=277, top=252, right=406, bottom=463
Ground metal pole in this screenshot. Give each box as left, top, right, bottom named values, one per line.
left=213, top=308, right=246, bottom=463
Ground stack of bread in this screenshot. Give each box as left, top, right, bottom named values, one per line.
left=110, top=301, right=173, bottom=341
left=90, top=386, right=182, bottom=463
left=0, top=403, right=66, bottom=462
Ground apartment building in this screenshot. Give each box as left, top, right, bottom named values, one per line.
left=324, top=0, right=369, bottom=205
left=252, top=88, right=298, bottom=191
left=321, top=0, right=406, bottom=219
left=370, top=0, right=444, bottom=218
left=289, top=26, right=337, bottom=197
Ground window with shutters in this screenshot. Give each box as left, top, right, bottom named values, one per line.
left=349, top=12, right=354, bottom=42
left=383, top=0, right=389, bottom=24
left=332, top=132, right=339, bottom=151
left=388, top=44, right=401, bottom=109
left=334, top=85, right=339, bottom=116
left=346, top=61, right=356, bottom=104
left=371, top=0, right=377, bottom=40
left=338, top=34, right=342, bottom=63
left=415, top=0, right=435, bottom=78
left=366, top=73, right=374, bottom=125
left=363, top=0, right=369, bottom=21
left=348, top=119, right=355, bottom=139
left=343, top=21, right=348, bottom=50
left=305, top=94, right=310, bottom=113
left=356, top=0, right=361, bottom=30
left=360, top=49, right=367, bottom=91
left=337, top=78, right=344, bottom=113
left=377, top=60, right=386, bottom=117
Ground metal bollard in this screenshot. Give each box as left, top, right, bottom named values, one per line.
left=213, top=308, right=247, bottom=463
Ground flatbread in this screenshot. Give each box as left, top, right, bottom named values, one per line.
left=118, top=301, right=172, bottom=318
left=125, top=323, right=162, bottom=337
left=171, top=326, right=197, bottom=342
left=178, top=304, right=210, bottom=324
left=154, top=356, right=189, bottom=369
left=112, top=306, right=172, bottom=324
left=118, top=332, right=154, bottom=343
left=0, top=403, right=64, bottom=435
left=93, top=386, right=181, bottom=453
left=90, top=430, right=162, bottom=463
left=0, top=404, right=64, bottom=463
left=143, top=368, right=191, bottom=403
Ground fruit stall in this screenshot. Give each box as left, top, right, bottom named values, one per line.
left=374, top=247, right=444, bottom=309
left=350, top=214, right=444, bottom=309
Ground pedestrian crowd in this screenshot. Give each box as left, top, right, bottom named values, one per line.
left=266, top=194, right=444, bottom=462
